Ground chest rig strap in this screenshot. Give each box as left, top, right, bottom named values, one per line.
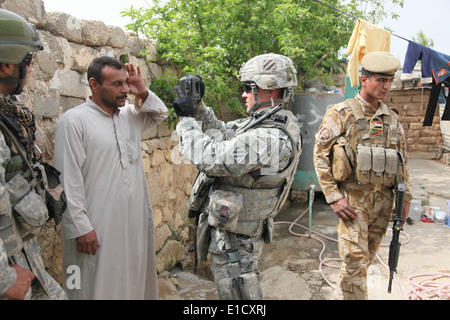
left=347, top=98, right=398, bottom=147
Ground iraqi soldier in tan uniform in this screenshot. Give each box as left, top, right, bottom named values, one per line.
left=313, top=51, right=412, bottom=300
left=0, top=9, right=66, bottom=300
left=174, top=54, right=302, bottom=299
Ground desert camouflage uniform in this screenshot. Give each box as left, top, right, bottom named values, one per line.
left=0, top=95, right=66, bottom=300
left=313, top=94, right=412, bottom=300
left=177, top=101, right=302, bottom=299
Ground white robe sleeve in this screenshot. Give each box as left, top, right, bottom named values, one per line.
left=54, top=113, right=93, bottom=239
left=134, top=89, right=169, bottom=130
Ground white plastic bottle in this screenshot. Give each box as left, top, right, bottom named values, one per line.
left=409, top=200, right=422, bottom=220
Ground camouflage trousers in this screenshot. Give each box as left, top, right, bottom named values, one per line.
left=336, top=185, right=394, bottom=300
left=29, top=276, right=67, bottom=300
left=209, top=228, right=264, bottom=300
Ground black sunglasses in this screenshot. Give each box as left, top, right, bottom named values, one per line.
left=23, top=53, right=33, bottom=66
left=243, top=84, right=253, bottom=93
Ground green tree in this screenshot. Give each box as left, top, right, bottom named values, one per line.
left=412, top=29, right=434, bottom=48
left=122, top=0, right=403, bottom=119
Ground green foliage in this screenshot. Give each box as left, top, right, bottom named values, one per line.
left=148, top=72, right=179, bottom=130
left=122, top=0, right=403, bottom=119
left=412, top=29, right=434, bottom=49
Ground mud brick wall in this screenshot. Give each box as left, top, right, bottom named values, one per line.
left=387, top=88, right=443, bottom=152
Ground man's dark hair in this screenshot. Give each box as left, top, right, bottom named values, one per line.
left=361, top=68, right=375, bottom=78
left=361, top=68, right=394, bottom=78
left=87, top=56, right=125, bottom=85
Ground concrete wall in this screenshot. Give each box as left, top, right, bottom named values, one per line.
left=1, top=0, right=197, bottom=283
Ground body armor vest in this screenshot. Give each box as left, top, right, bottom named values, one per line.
left=345, top=98, right=401, bottom=186
left=203, top=109, right=302, bottom=237
left=0, top=119, right=47, bottom=257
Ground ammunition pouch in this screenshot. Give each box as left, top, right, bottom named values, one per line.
left=331, top=137, right=353, bottom=182
left=5, top=174, right=48, bottom=240
left=207, top=190, right=243, bottom=231
left=355, top=145, right=398, bottom=187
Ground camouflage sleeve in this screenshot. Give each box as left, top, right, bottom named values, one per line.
left=176, top=117, right=292, bottom=177
left=313, top=105, right=345, bottom=203
left=0, top=131, right=16, bottom=296
left=0, top=239, right=16, bottom=296
left=193, top=101, right=227, bottom=134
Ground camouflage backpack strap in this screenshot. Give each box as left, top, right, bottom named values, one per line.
left=347, top=98, right=371, bottom=143
left=347, top=98, right=368, bottom=129
left=385, top=107, right=398, bottom=148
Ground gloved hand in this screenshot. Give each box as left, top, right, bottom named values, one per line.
left=173, top=95, right=195, bottom=117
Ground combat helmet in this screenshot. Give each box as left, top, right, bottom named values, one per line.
left=0, top=9, right=43, bottom=94
left=239, top=53, right=297, bottom=113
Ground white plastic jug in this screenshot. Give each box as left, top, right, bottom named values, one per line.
left=409, top=200, right=422, bottom=220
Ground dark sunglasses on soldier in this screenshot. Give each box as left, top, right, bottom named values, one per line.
left=243, top=84, right=253, bottom=93
left=23, top=53, right=33, bottom=66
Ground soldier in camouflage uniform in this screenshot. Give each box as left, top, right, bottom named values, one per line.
left=313, top=51, right=412, bottom=300
left=0, top=9, right=66, bottom=300
left=173, top=53, right=302, bottom=299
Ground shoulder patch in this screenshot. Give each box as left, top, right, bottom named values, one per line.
left=316, top=126, right=333, bottom=145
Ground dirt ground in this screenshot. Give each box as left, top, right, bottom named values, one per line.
left=162, top=152, right=450, bottom=300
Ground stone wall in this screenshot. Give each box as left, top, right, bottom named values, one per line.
left=1, top=0, right=197, bottom=283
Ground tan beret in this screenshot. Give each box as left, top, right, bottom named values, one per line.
left=361, top=51, right=400, bottom=75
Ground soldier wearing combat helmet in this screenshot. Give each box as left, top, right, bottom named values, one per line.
left=0, top=9, right=66, bottom=300
left=313, top=51, right=412, bottom=300
left=173, top=53, right=302, bottom=299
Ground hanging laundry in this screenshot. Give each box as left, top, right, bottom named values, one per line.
left=346, top=19, right=391, bottom=87
left=431, top=50, right=450, bottom=84
left=402, top=42, right=450, bottom=85
left=401, top=41, right=433, bottom=84
left=401, top=43, right=450, bottom=126
left=423, top=78, right=450, bottom=126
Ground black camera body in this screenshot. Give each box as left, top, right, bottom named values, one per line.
left=179, top=74, right=203, bottom=103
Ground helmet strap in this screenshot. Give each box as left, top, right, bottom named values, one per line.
left=249, top=83, right=287, bottom=114
left=249, top=83, right=260, bottom=114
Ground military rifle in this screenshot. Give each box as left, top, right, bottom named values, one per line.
left=388, top=180, right=405, bottom=293
left=235, top=103, right=284, bottom=135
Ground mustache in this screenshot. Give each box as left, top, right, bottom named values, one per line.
left=117, top=95, right=128, bottom=100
